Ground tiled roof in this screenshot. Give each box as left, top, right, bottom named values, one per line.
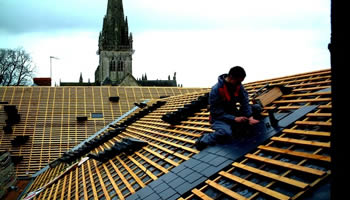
left=0, top=86, right=207, bottom=177
left=20, top=69, right=331, bottom=200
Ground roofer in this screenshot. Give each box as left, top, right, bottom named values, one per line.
left=195, top=66, right=261, bottom=150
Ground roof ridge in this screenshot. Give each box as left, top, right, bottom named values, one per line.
left=245, top=68, right=331, bottom=85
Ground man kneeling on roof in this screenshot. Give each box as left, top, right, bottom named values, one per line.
left=195, top=66, right=261, bottom=150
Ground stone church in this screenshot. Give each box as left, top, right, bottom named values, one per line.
left=95, top=0, right=134, bottom=86
left=95, top=0, right=177, bottom=86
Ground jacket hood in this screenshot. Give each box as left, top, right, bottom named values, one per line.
left=217, top=74, right=228, bottom=87
left=217, top=73, right=245, bottom=92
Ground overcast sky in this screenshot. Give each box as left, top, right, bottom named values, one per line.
left=0, top=0, right=330, bottom=87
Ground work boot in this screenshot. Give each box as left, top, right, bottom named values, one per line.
left=194, top=136, right=208, bottom=151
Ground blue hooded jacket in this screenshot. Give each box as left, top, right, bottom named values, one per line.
left=209, top=74, right=252, bottom=123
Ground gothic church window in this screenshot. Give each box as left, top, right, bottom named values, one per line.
left=117, top=59, right=124, bottom=71
left=110, top=58, right=116, bottom=71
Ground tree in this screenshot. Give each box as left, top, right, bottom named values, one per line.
left=0, top=47, right=36, bottom=86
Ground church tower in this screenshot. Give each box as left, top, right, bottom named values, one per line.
left=95, top=0, right=134, bottom=85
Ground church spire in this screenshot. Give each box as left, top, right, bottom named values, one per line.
left=98, top=0, right=132, bottom=53
left=106, top=0, right=124, bottom=20
left=95, top=0, right=134, bottom=86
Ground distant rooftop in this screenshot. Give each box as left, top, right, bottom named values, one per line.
left=33, top=77, right=51, bottom=86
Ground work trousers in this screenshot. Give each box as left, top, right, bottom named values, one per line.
left=200, top=104, right=262, bottom=145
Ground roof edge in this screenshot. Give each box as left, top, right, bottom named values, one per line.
left=245, top=68, right=331, bottom=85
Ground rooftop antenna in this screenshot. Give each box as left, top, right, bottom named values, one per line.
left=50, top=56, right=59, bottom=86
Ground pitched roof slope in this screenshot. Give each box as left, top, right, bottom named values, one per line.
left=21, top=69, right=331, bottom=200
left=0, top=86, right=207, bottom=177
left=180, top=69, right=331, bottom=200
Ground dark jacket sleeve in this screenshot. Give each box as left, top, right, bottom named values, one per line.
left=239, top=86, right=252, bottom=117
left=209, top=85, right=236, bottom=122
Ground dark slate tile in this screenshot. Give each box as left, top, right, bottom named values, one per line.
left=278, top=105, right=317, bottom=128
left=147, top=179, right=163, bottom=189
left=135, top=186, right=154, bottom=199
left=206, top=145, right=223, bottom=154
left=155, top=174, right=166, bottom=183
left=183, top=158, right=201, bottom=168
left=167, top=193, right=181, bottom=200
left=192, top=151, right=210, bottom=160
left=192, top=162, right=210, bottom=174
left=183, top=171, right=201, bottom=183
left=125, top=194, right=141, bottom=200
left=216, top=146, right=241, bottom=160
left=144, top=193, right=161, bottom=200
left=177, top=168, right=194, bottom=178
left=153, top=181, right=170, bottom=193
left=191, top=176, right=207, bottom=187
left=170, top=164, right=186, bottom=174
left=168, top=177, right=186, bottom=189
left=200, top=153, right=218, bottom=164
left=191, top=153, right=202, bottom=160
left=159, top=187, right=178, bottom=200
left=212, top=147, right=231, bottom=157
left=201, top=165, right=220, bottom=176
left=174, top=181, right=192, bottom=194
left=217, top=159, right=234, bottom=169
left=275, top=113, right=289, bottom=121
left=210, top=156, right=228, bottom=167
left=162, top=172, right=178, bottom=184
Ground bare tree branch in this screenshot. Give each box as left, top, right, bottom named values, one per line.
left=0, top=47, right=36, bottom=86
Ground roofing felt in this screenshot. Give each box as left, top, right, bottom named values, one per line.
left=20, top=69, right=331, bottom=200
left=0, top=86, right=207, bottom=177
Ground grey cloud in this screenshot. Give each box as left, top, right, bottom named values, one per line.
left=0, top=0, right=329, bottom=36
left=0, top=0, right=107, bottom=34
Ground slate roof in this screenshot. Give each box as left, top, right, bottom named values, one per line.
left=19, top=69, right=331, bottom=200
left=0, top=86, right=207, bottom=177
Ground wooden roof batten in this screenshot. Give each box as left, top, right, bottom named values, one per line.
left=33, top=99, right=151, bottom=178
left=20, top=91, right=211, bottom=200
left=0, top=87, right=207, bottom=178
left=23, top=98, right=174, bottom=193
left=17, top=69, right=331, bottom=200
